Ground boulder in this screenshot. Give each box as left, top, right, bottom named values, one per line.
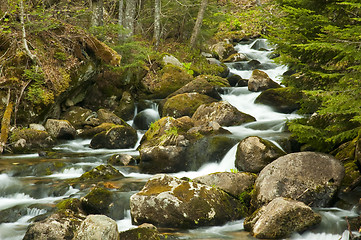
left=130, top=174, right=246, bottom=228
left=162, top=93, right=217, bottom=118
left=114, top=91, right=136, bottom=121
left=23, top=211, right=85, bottom=240
left=162, top=54, right=184, bottom=69
left=206, top=58, right=230, bottom=78
left=192, top=101, right=256, bottom=127
left=45, top=119, right=77, bottom=140
left=235, top=136, right=286, bottom=173
left=255, top=87, right=305, bottom=113
left=107, top=154, right=136, bottom=166
left=78, top=165, right=124, bottom=182
left=119, top=224, right=160, bottom=240
left=73, top=215, right=120, bottom=240
left=141, top=65, right=193, bottom=99
left=250, top=39, right=271, bottom=51
left=29, top=123, right=46, bottom=131
left=62, top=106, right=96, bottom=129
left=138, top=117, right=235, bottom=173
left=223, top=53, right=249, bottom=62
left=9, top=128, right=54, bottom=153
left=81, top=187, right=124, bottom=220
left=210, top=42, right=237, bottom=60
left=244, top=197, right=321, bottom=239
left=193, top=172, right=256, bottom=199
left=248, top=70, right=281, bottom=92
left=78, top=123, right=114, bottom=139
left=253, top=152, right=345, bottom=208
left=97, top=108, right=128, bottom=125
left=90, top=124, right=138, bottom=149
left=227, top=74, right=248, bottom=87
left=133, top=109, right=160, bottom=130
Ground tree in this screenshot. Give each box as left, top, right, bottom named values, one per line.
left=154, top=0, right=161, bottom=47
left=190, top=0, right=208, bottom=47
left=124, top=0, right=137, bottom=37
left=91, top=0, right=104, bottom=26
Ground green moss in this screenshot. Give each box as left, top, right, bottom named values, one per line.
left=173, top=182, right=195, bottom=202
left=77, top=164, right=124, bottom=182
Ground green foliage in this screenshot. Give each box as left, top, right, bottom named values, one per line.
left=182, top=62, right=194, bottom=75
left=24, top=66, right=54, bottom=105
left=267, top=0, right=361, bottom=152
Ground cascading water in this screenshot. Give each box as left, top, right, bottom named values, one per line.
left=0, top=39, right=357, bottom=240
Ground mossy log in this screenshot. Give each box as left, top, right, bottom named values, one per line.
left=0, top=102, right=13, bottom=153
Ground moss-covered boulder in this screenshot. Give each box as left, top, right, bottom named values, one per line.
left=244, top=197, right=321, bottom=239
left=62, top=106, right=96, bottom=129
left=193, top=172, right=256, bottom=200
left=73, top=215, right=120, bottom=240
left=107, top=154, right=136, bottom=166
left=45, top=119, right=77, bottom=140
left=235, top=136, right=286, bottom=173
left=248, top=70, right=281, bottom=92
left=133, top=108, right=160, bottom=130
left=97, top=108, right=128, bottom=125
left=138, top=117, right=235, bottom=173
left=223, top=53, right=249, bottom=62
left=162, top=93, right=217, bottom=118
left=78, top=165, right=124, bottom=182
left=90, top=124, right=138, bottom=149
left=114, top=91, right=136, bottom=121
left=227, top=74, right=248, bottom=87
left=119, top=224, right=161, bottom=240
left=192, top=101, right=256, bottom=127
left=130, top=174, right=246, bottom=228
left=9, top=128, right=54, bottom=153
left=210, top=41, right=237, bottom=61
left=205, top=57, right=230, bottom=78
left=253, top=152, right=345, bottom=208
left=78, top=123, right=115, bottom=139
left=80, top=187, right=125, bottom=220
left=142, top=65, right=193, bottom=99
left=255, top=87, right=305, bottom=113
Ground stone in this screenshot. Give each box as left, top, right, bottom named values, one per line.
left=192, top=101, right=256, bottom=127
left=227, top=74, right=248, bottom=87
left=248, top=69, right=281, bottom=92
left=78, top=165, right=124, bottom=182
left=253, top=152, right=345, bottom=208
left=255, top=87, right=305, bottom=113
left=74, top=215, right=120, bottom=240
left=223, top=53, right=249, bottom=62
left=210, top=42, right=237, bottom=60
left=206, top=58, right=230, bottom=78
left=115, top=91, right=136, bottom=121
left=90, top=124, right=138, bottom=149
left=62, top=106, right=95, bottom=129
left=29, top=123, right=46, bottom=131
left=193, top=172, right=257, bottom=198
left=250, top=39, right=271, bottom=51
left=9, top=128, right=54, bottom=153
left=130, top=174, right=246, bottom=228
left=119, top=225, right=160, bottom=240
left=235, top=136, right=286, bottom=173
left=162, top=54, right=184, bottom=68
left=244, top=197, right=321, bottom=239
left=107, top=154, right=136, bottom=166
left=133, top=109, right=160, bottom=130
left=45, top=119, right=77, bottom=140
left=162, top=93, right=217, bottom=118
left=97, top=108, right=128, bottom=125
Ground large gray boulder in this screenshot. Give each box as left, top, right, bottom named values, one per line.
left=210, top=41, right=237, bottom=61
left=9, top=128, right=54, bottom=153
left=193, top=172, right=256, bottom=198
left=244, top=197, right=321, bottom=239
left=235, top=136, right=286, bottom=173
left=253, top=152, right=345, bottom=208
left=73, top=215, right=120, bottom=240
left=62, top=106, right=96, bottom=129
left=45, top=119, right=76, bottom=140
left=130, top=174, right=246, bottom=228
left=192, top=101, right=256, bottom=127
left=248, top=70, right=281, bottom=92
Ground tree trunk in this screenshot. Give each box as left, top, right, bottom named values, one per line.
left=0, top=91, right=13, bottom=154
left=124, top=0, right=137, bottom=38
left=91, top=0, right=104, bottom=26
left=256, top=0, right=261, bottom=6
left=154, top=0, right=161, bottom=47
left=19, top=0, right=37, bottom=62
left=190, top=0, right=208, bottom=48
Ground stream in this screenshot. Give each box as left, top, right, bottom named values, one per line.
left=0, top=39, right=358, bottom=240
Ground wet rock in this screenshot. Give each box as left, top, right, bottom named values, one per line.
left=223, top=53, right=249, bottom=62
left=9, top=128, right=54, bottom=153
left=78, top=122, right=115, bottom=139
left=253, top=152, right=345, bottom=208
left=248, top=69, right=281, bottom=92
left=81, top=187, right=124, bottom=220
left=45, top=119, right=77, bottom=140
left=115, top=91, right=136, bottom=121
left=250, top=39, right=271, bottom=51
left=74, top=215, right=120, bottom=240
left=29, top=124, right=46, bottom=131
left=192, top=101, right=256, bottom=127
left=235, top=136, right=286, bottom=173
left=210, top=42, right=237, bottom=61
left=97, top=108, right=128, bottom=125
left=108, top=154, right=136, bottom=166
left=133, top=109, right=160, bottom=130
left=90, top=124, right=138, bottom=149
left=119, top=224, right=161, bottom=240
left=130, top=174, right=246, bottom=228
left=78, top=165, right=124, bottom=182
left=244, top=197, right=321, bottom=239
left=162, top=93, right=217, bottom=118
left=141, top=65, right=193, bottom=99
left=23, top=211, right=85, bottom=240
left=193, top=172, right=256, bottom=199
left=227, top=74, right=248, bottom=87
left=62, top=106, right=95, bottom=129
left=255, top=87, right=305, bottom=113
left=206, top=58, right=230, bottom=78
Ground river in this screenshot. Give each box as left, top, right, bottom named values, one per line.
left=0, top=39, right=357, bottom=240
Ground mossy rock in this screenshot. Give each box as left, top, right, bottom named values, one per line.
left=90, top=124, right=138, bottom=149
left=255, top=87, right=305, bottom=113
left=78, top=123, right=115, bottom=138
left=9, top=128, right=54, bottom=153
left=107, top=154, right=137, bottom=166
left=114, top=91, right=136, bottom=121
left=62, top=106, right=95, bottom=129
left=77, top=164, right=124, bottom=182
left=56, top=198, right=83, bottom=214
left=162, top=93, right=217, bottom=118
left=119, top=227, right=161, bottom=240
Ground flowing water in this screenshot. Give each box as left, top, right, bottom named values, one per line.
left=0, top=39, right=358, bottom=240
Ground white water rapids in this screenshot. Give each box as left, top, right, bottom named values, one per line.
left=0, top=39, right=357, bottom=240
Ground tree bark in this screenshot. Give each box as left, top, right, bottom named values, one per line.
left=124, top=0, right=137, bottom=38
left=19, top=0, right=37, bottom=62
left=154, top=0, right=161, bottom=47
left=0, top=90, right=13, bottom=154
left=190, top=0, right=208, bottom=48
left=91, top=0, right=104, bottom=26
